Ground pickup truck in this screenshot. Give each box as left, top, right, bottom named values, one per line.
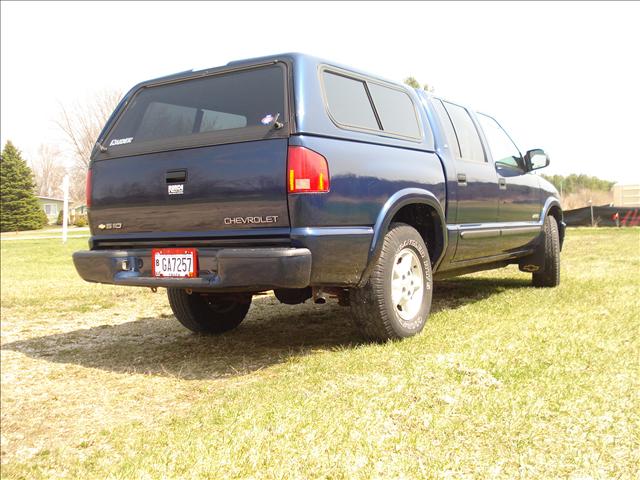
left=73, top=53, right=565, bottom=341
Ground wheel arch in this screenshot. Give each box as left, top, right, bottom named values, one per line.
left=359, top=188, right=447, bottom=287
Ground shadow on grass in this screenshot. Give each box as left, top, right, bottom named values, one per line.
left=2, top=276, right=530, bottom=380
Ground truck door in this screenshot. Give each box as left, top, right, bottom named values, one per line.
left=432, top=99, right=502, bottom=261
left=476, top=113, right=542, bottom=253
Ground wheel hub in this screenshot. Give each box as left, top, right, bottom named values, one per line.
left=391, top=247, right=424, bottom=321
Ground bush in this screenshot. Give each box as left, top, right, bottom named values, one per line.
left=56, top=210, right=72, bottom=226
left=74, top=215, right=88, bottom=227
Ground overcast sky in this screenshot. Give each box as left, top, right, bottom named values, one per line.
left=1, top=1, right=639, bottom=183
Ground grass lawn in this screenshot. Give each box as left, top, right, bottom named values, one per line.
left=0, top=226, right=89, bottom=241
left=1, top=228, right=639, bottom=478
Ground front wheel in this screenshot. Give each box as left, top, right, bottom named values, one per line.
left=532, top=215, right=561, bottom=287
left=350, top=223, right=433, bottom=341
left=167, top=289, right=252, bottom=334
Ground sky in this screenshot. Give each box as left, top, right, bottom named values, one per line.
left=1, top=1, right=639, bottom=184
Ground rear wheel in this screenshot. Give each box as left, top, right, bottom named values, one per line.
left=532, top=215, right=561, bottom=287
left=167, top=289, right=252, bottom=334
left=350, top=223, right=433, bottom=341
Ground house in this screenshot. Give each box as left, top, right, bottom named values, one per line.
left=72, top=204, right=87, bottom=216
left=36, top=196, right=65, bottom=224
left=613, top=184, right=640, bottom=207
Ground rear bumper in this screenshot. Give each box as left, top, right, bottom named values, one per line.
left=72, top=247, right=312, bottom=291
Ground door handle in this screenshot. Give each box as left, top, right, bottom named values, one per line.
left=457, top=173, right=467, bottom=186
left=166, top=169, right=187, bottom=183
left=498, top=178, right=507, bottom=190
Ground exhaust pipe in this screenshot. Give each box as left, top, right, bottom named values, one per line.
left=312, top=287, right=326, bottom=304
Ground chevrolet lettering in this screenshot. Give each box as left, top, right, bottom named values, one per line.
left=73, top=53, right=564, bottom=341
left=224, top=216, right=279, bottom=225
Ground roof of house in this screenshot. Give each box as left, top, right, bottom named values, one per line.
left=36, top=195, right=65, bottom=202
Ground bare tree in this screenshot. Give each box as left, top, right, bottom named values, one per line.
left=57, top=90, right=122, bottom=201
left=30, top=144, right=67, bottom=198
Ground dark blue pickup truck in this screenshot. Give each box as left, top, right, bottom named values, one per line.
left=73, top=53, right=565, bottom=341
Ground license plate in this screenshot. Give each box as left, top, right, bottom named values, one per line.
left=152, top=248, right=198, bottom=278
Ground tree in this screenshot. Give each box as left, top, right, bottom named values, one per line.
left=404, top=76, right=421, bottom=89
left=57, top=90, right=122, bottom=202
left=1, top=141, right=48, bottom=231
left=30, top=144, right=67, bottom=197
left=541, top=173, right=615, bottom=196
left=404, top=76, right=434, bottom=92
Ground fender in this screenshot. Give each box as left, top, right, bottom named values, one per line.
left=541, top=196, right=562, bottom=221
left=358, top=188, right=447, bottom=287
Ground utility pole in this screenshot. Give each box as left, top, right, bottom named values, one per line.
left=61, top=175, right=69, bottom=243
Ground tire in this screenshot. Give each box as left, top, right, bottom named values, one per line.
left=167, top=289, right=252, bottom=334
left=532, top=215, right=561, bottom=287
left=350, top=223, right=433, bottom=341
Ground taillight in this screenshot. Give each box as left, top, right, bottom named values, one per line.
left=86, top=169, right=92, bottom=208
left=287, top=146, right=330, bottom=193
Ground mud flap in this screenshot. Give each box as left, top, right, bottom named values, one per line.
left=518, top=233, right=545, bottom=273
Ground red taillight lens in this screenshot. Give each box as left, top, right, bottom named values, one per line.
left=287, top=146, right=330, bottom=193
left=86, top=169, right=92, bottom=208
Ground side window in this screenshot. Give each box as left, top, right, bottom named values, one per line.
left=322, top=71, right=379, bottom=130
left=432, top=99, right=461, bottom=157
left=477, top=113, right=523, bottom=170
left=442, top=101, right=486, bottom=163
left=368, top=83, right=420, bottom=138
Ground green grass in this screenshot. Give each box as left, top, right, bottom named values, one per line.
left=0, top=225, right=88, bottom=236
left=0, top=238, right=147, bottom=318
left=1, top=228, right=639, bottom=478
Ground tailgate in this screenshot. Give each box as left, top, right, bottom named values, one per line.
left=90, top=139, right=290, bottom=237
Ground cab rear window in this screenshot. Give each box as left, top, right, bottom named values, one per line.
left=103, top=65, right=285, bottom=154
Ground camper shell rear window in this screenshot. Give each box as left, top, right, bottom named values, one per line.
left=97, top=63, right=288, bottom=159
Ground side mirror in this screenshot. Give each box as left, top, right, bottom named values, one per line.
left=524, top=148, right=550, bottom=171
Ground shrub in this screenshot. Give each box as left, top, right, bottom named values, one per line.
left=56, top=210, right=72, bottom=226
left=74, top=215, right=88, bottom=227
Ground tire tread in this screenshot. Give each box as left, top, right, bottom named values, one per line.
left=167, top=289, right=250, bottom=333
left=532, top=215, right=561, bottom=287
left=351, top=223, right=431, bottom=341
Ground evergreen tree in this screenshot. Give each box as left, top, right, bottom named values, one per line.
left=1, top=141, right=48, bottom=231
